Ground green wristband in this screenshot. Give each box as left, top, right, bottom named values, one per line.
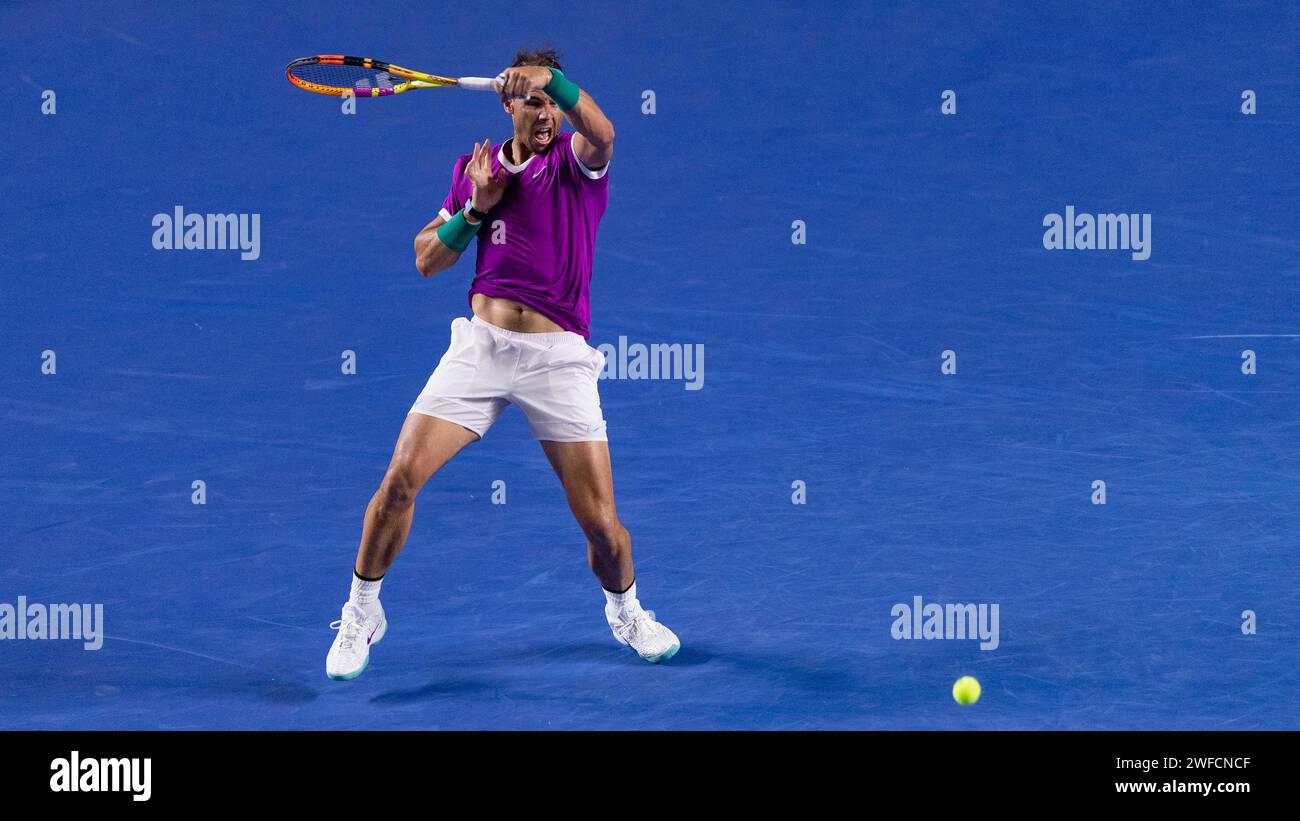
left=435, top=209, right=479, bottom=253
left=544, top=68, right=581, bottom=112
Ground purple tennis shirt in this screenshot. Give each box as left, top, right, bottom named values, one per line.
left=438, top=132, right=610, bottom=338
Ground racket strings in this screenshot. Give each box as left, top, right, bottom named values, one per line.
left=290, top=63, right=407, bottom=92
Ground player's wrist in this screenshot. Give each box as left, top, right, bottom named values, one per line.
left=465, top=202, right=490, bottom=223
left=436, top=209, right=479, bottom=253
left=543, top=68, right=581, bottom=112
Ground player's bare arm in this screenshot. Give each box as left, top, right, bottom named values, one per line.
left=412, top=214, right=450, bottom=277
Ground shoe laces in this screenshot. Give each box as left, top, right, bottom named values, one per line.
left=330, top=603, right=368, bottom=651
left=614, top=608, right=657, bottom=642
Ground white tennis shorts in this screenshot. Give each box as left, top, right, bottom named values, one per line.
left=409, top=315, right=608, bottom=442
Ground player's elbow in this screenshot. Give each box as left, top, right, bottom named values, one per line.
left=416, top=255, right=444, bottom=279
left=414, top=236, right=441, bottom=277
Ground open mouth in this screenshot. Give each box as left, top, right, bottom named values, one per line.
left=533, top=125, right=553, bottom=142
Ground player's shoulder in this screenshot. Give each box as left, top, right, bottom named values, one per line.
left=555, top=131, right=610, bottom=182
left=553, top=132, right=591, bottom=168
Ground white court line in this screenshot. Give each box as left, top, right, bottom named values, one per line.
left=1177, top=334, right=1300, bottom=339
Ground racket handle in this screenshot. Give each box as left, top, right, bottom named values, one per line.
left=458, top=74, right=504, bottom=92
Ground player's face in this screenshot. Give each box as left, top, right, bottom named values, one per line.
left=508, top=91, right=562, bottom=153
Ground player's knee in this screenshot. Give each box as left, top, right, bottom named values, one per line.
left=582, top=513, right=627, bottom=551
left=375, top=469, right=420, bottom=513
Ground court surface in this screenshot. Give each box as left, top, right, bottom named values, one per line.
left=2, top=0, right=1298, bottom=729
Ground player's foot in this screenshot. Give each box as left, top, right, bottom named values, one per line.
left=608, top=606, right=680, bottom=663
left=326, top=601, right=386, bottom=680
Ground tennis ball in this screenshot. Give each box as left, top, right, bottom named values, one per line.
left=952, top=675, right=981, bottom=705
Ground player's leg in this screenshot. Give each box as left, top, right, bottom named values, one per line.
left=328, top=315, right=507, bottom=680
left=327, top=413, right=479, bottom=681
left=539, top=439, right=632, bottom=589
left=540, top=440, right=680, bottom=663
left=358, top=413, right=480, bottom=577
left=510, top=327, right=679, bottom=662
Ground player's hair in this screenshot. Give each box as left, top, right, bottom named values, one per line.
left=511, top=47, right=562, bottom=71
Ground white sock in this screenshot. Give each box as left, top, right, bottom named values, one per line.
left=350, top=573, right=383, bottom=611
left=604, top=581, right=639, bottom=617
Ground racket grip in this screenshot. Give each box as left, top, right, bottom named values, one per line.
left=458, top=75, right=503, bottom=92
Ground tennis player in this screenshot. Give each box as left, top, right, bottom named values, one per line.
left=326, top=49, right=679, bottom=679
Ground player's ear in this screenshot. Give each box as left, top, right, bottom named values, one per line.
left=501, top=96, right=513, bottom=115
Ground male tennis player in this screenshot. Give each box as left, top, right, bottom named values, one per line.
left=326, top=49, right=679, bottom=679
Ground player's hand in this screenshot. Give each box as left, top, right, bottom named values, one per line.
left=466, top=137, right=509, bottom=213
left=495, top=66, right=553, bottom=100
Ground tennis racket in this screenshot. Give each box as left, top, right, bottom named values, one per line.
left=285, top=55, right=504, bottom=98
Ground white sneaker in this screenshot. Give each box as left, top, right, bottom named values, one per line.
left=608, top=606, right=680, bottom=663
left=326, top=601, right=387, bottom=680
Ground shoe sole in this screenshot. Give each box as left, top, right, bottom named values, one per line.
left=326, top=617, right=387, bottom=681
left=327, top=655, right=369, bottom=681
left=642, top=641, right=680, bottom=664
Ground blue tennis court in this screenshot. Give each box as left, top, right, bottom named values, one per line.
left=3, top=0, right=1297, bottom=729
